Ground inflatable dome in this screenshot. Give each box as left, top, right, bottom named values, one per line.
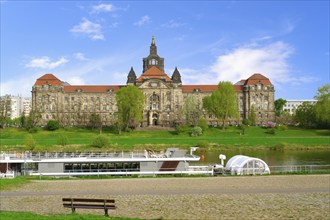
left=225, top=155, right=270, bottom=175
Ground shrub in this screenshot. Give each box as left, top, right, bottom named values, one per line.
left=57, top=133, right=69, bottom=146
left=24, top=134, right=36, bottom=149
left=242, top=119, right=251, bottom=126
left=239, top=124, right=247, bottom=135
left=45, top=120, right=60, bottom=131
left=266, top=128, right=276, bottom=135
left=196, top=140, right=209, bottom=148
left=91, top=135, right=109, bottom=148
left=276, top=124, right=288, bottom=131
left=265, top=121, right=276, bottom=128
left=190, top=126, right=202, bottom=137
left=197, top=118, right=209, bottom=131
left=175, top=124, right=190, bottom=134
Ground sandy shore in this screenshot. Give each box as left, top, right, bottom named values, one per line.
left=1, top=175, right=329, bottom=219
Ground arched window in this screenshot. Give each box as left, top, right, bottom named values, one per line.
left=149, top=93, right=160, bottom=110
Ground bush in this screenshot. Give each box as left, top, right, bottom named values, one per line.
left=242, top=119, right=251, bottom=126
left=57, top=133, right=69, bottom=146
left=197, top=118, right=209, bottom=131
left=24, top=134, right=36, bottom=149
left=190, top=126, right=202, bottom=137
left=45, top=120, right=60, bottom=131
left=276, top=124, right=288, bottom=131
left=196, top=140, right=209, bottom=148
left=239, top=124, right=247, bottom=135
left=175, top=124, right=190, bottom=134
left=266, top=128, right=276, bottom=135
left=91, top=135, right=109, bottom=148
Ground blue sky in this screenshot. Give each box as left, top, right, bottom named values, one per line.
left=1, top=1, right=329, bottom=99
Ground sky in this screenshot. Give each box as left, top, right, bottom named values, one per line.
left=1, top=1, right=329, bottom=100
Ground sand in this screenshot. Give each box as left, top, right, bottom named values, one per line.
left=1, top=175, right=329, bottom=219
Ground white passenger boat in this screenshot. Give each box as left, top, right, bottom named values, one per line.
left=0, top=148, right=212, bottom=178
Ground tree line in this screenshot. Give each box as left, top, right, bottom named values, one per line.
left=275, top=84, right=330, bottom=128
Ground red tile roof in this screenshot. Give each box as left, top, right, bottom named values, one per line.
left=64, top=85, right=124, bottom=93
left=136, top=66, right=171, bottom=82
left=182, top=85, right=243, bottom=92
left=34, top=73, right=64, bottom=86
left=245, top=73, right=272, bottom=86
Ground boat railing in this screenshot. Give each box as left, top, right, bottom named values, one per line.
left=269, top=165, right=330, bottom=173
left=0, top=150, right=173, bottom=160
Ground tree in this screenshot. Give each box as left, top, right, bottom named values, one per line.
left=89, top=113, right=101, bottom=131
left=183, top=95, right=202, bottom=127
left=294, top=102, right=316, bottom=127
left=0, top=95, right=11, bottom=128
left=203, top=81, right=238, bottom=129
left=314, top=84, right=330, bottom=128
left=274, top=98, right=287, bottom=116
left=249, top=104, right=256, bottom=125
left=276, top=111, right=295, bottom=125
left=115, top=85, right=144, bottom=132
left=25, top=110, right=41, bottom=131
left=45, top=120, right=60, bottom=131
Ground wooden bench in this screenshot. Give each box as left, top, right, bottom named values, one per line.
left=62, top=198, right=116, bottom=216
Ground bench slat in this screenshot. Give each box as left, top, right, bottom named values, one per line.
left=63, top=204, right=116, bottom=209
left=62, top=198, right=115, bottom=203
left=62, top=197, right=116, bottom=216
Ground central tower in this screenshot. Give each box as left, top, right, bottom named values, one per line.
left=142, top=36, right=164, bottom=72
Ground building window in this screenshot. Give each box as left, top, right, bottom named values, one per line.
left=103, top=105, right=107, bottom=110
left=71, top=97, right=75, bottom=101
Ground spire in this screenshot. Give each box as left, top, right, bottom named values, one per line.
left=152, top=35, right=155, bottom=45
left=126, top=67, right=137, bottom=85
left=171, top=67, right=182, bottom=83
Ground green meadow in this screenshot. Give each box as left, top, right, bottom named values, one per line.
left=0, top=212, right=142, bottom=220
left=0, top=126, right=329, bottom=152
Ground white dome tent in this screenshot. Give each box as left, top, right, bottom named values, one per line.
left=225, top=155, right=270, bottom=175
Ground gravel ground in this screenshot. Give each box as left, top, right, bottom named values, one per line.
left=1, top=175, right=329, bottom=219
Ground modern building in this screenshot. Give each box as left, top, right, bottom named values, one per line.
left=283, top=100, right=317, bottom=115
left=31, top=37, right=275, bottom=127
left=0, top=95, right=31, bottom=119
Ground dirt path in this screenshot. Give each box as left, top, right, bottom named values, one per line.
left=1, top=175, right=329, bottom=219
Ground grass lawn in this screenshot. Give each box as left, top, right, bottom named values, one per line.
left=0, top=126, right=329, bottom=151
left=0, top=212, right=142, bottom=220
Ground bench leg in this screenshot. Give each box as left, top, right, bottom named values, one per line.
left=104, top=208, right=109, bottom=216
left=71, top=207, right=76, bottom=214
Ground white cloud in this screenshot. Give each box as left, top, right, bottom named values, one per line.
left=210, top=41, right=294, bottom=84
left=133, top=15, right=151, bottom=26
left=92, top=3, right=114, bottom=13
left=162, top=20, right=185, bottom=28
left=74, top=53, right=89, bottom=61
left=70, top=18, right=104, bottom=40
left=25, top=56, right=69, bottom=69
left=1, top=75, right=37, bottom=97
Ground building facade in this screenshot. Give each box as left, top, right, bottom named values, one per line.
left=0, top=95, right=31, bottom=119
left=283, top=100, right=317, bottom=115
left=32, top=37, right=275, bottom=127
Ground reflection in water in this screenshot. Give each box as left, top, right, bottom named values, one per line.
left=194, top=150, right=330, bottom=166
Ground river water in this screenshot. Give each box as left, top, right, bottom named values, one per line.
left=194, top=149, right=330, bottom=166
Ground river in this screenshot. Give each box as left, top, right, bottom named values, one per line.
left=194, top=149, right=330, bottom=166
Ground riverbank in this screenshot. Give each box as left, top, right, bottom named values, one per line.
left=1, top=127, right=329, bottom=152
left=1, top=175, right=329, bottom=219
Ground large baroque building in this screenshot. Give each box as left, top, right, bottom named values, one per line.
left=32, top=37, right=275, bottom=127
